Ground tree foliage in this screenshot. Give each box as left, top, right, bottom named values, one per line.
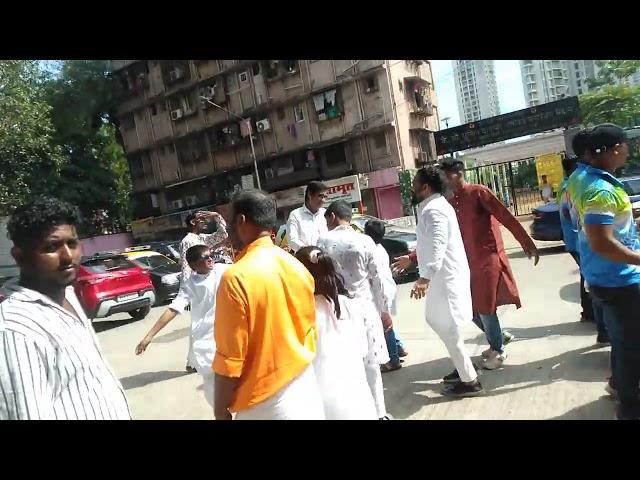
left=0, top=61, right=64, bottom=215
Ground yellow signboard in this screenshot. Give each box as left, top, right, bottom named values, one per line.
left=534, top=153, right=564, bottom=192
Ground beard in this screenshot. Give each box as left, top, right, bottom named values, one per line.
left=411, top=192, right=420, bottom=206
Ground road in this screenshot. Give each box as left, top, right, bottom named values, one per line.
left=96, top=222, right=615, bottom=420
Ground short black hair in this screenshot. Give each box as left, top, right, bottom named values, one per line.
left=185, top=212, right=198, bottom=229
left=7, top=196, right=81, bottom=250
left=571, top=129, right=588, bottom=157
left=324, top=200, right=352, bottom=221
left=439, top=158, right=465, bottom=173
left=562, top=157, right=578, bottom=176
left=305, top=181, right=328, bottom=201
left=415, top=166, right=450, bottom=195
left=364, top=220, right=385, bottom=244
left=185, top=244, right=209, bottom=265
left=231, top=189, right=277, bottom=230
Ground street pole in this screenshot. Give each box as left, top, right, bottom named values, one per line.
left=199, top=96, right=261, bottom=190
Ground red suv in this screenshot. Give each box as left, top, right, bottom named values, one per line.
left=75, top=253, right=155, bottom=320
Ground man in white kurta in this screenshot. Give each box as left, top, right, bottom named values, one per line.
left=317, top=200, right=392, bottom=419
left=410, top=166, right=484, bottom=397
left=286, top=181, right=329, bottom=252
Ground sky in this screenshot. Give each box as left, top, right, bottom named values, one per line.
left=432, top=60, right=525, bottom=128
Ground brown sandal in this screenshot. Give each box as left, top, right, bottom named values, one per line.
left=380, top=362, right=402, bottom=373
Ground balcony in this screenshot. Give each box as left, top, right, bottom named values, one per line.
left=409, top=114, right=430, bottom=130
left=410, top=101, right=434, bottom=117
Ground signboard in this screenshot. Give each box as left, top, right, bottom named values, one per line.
left=435, top=97, right=581, bottom=155
left=534, top=153, right=564, bottom=192
left=273, top=174, right=362, bottom=209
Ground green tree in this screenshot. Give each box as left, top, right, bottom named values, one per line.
left=0, top=61, right=64, bottom=215
left=46, top=60, right=131, bottom=234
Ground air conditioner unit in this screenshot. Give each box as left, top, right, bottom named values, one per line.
left=201, top=85, right=215, bottom=99
left=171, top=109, right=183, bottom=121
left=256, top=118, right=271, bottom=132
left=169, top=68, right=185, bottom=82
left=184, top=195, right=198, bottom=206
left=171, top=199, right=184, bottom=209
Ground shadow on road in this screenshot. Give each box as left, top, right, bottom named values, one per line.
left=559, top=281, right=580, bottom=304
left=551, top=397, right=616, bottom=420
left=507, top=245, right=567, bottom=260
left=384, top=343, right=611, bottom=420
left=507, top=318, right=597, bottom=340
left=93, top=318, right=139, bottom=333
left=120, top=370, right=192, bottom=390
left=154, top=327, right=190, bottom=343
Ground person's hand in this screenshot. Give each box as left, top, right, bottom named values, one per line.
left=525, top=246, right=540, bottom=266
left=392, top=255, right=413, bottom=275
left=135, top=338, right=150, bottom=355
left=410, top=278, right=429, bottom=300
left=381, top=312, right=393, bottom=332
left=215, top=409, right=232, bottom=421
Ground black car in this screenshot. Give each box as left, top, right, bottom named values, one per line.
left=123, top=248, right=182, bottom=305
left=133, top=241, right=182, bottom=263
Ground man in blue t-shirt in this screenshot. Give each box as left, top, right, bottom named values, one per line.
left=575, top=124, right=640, bottom=420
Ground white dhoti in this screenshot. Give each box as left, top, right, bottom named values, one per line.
left=234, top=365, right=325, bottom=420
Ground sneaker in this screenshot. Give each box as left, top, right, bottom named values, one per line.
left=442, top=380, right=484, bottom=398
left=185, top=365, right=197, bottom=374
left=482, top=351, right=506, bottom=370
left=379, top=414, right=394, bottom=420
left=442, top=363, right=481, bottom=384
left=502, top=331, right=515, bottom=345
left=380, top=361, right=402, bottom=373
left=596, top=333, right=611, bottom=347
left=398, top=347, right=409, bottom=358
left=481, top=348, right=493, bottom=359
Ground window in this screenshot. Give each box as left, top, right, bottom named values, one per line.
left=574, top=62, right=579, bottom=69
left=252, top=62, right=260, bottom=75
left=312, top=89, right=340, bottom=121
left=372, top=132, right=387, bottom=150
left=363, top=75, right=378, bottom=93
left=293, top=103, right=305, bottom=123
left=577, top=80, right=582, bottom=87
left=576, top=71, right=581, bottom=78
left=578, top=88, right=583, bottom=94
left=238, top=71, right=249, bottom=84
left=281, top=60, right=298, bottom=73
left=151, top=104, right=157, bottom=116
left=277, top=107, right=285, bottom=120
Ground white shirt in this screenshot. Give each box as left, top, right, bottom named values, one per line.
left=180, top=217, right=228, bottom=280
left=416, top=193, right=472, bottom=325
left=371, top=243, right=398, bottom=316
left=168, top=264, right=230, bottom=376
left=286, top=205, right=328, bottom=252
left=0, top=280, right=131, bottom=420
left=312, top=295, right=376, bottom=420
left=541, top=184, right=553, bottom=202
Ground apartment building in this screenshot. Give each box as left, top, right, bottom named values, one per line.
left=111, top=60, right=439, bottom=241
left=453, top=60, right=500, bottom=123
left=521, top=60, right=599, bottom=107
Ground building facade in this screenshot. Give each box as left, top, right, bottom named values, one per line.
left=453, top=60, right=500, bottom=123
left=520, top=60, right=599, bottom=107
left=110, top=60, right=439, bottom=241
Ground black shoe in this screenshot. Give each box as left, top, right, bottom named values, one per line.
left=596, top=333, right=611, bottom=347
left=185, top=365, right=197, bottom=374
left=616, top=404, right=640, bottom=420
left=442, top=380, right=485, bottom=398
left=398, top=347, right=409, bottom=358
left=442, top=363, right=481, bottom=384
left=379, top=414, right=394, bottom=420
left=380, top=361, right=402, bottom=373
left=580, top=312, right=594, bottom=322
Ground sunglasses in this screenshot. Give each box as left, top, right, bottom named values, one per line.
left=197, top=254, right=215, bottom=261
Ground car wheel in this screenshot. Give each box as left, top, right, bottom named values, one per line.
left=129, top=305, right=151, bottom=320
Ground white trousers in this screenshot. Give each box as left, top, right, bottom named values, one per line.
left=364, top=362, right=387, bottom=418
left=426, top=312, right=477, bottom=383
left=235, top=365, right=325, bottom=420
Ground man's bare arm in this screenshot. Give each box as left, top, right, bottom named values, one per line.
left=585, top=223, right=640, bottom=266
left=214, top=374, right=240, bottom=420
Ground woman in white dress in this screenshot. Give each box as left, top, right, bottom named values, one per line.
left=295, top=246, right=377, bottom=420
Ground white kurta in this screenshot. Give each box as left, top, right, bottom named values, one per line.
left=286, top=205, right=328, bottom=252
left=318, top=225, right=390, bottom=365
left=169, top=263, right=230, bottom=406
left=372, top=243, right=398, bottom=316
left=416, top=193, right=477, bottom=383
left=313, top=295, right=377, bottom=420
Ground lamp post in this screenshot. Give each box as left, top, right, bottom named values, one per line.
left=199, top=96, right=261, bottom=190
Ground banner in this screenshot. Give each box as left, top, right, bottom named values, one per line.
left=535, top=153, right=564, bottom=192
left=273, top=174, right=362, bottom=209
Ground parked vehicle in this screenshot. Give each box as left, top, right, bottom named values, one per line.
left=133, top=241, right=182, bottom=263
left=276, top=213, right=418, bottom=280
left=75, top=253, right=155, bottom=320
left=122, top=246, right=181, bottom=305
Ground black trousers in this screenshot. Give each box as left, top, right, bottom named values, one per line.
left=569, top=251, right=594, bottom=320
left=590, top=283, right=640, bottom=416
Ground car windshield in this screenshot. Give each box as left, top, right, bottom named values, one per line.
left=82, top=256, right=136, bottom=274
left=622, top=178, right=640, bottom=196
left=351, top=215, right=390, bottom=230
left=137, top=255, right=176, bottom=269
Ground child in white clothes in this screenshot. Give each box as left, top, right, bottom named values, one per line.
left=295, top=246, right=377, bottom=420
left=136, top=244, right=230, bottom=409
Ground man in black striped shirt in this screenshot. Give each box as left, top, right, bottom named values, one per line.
left=0, top=197, right=131, bottom=420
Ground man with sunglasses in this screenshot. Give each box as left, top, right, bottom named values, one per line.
left=180, top=210, right=228, bottom=281
left=135, top=245, right=230, bottom=410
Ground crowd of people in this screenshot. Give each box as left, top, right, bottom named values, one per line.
left=1, top=121, right=638, bottom=420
